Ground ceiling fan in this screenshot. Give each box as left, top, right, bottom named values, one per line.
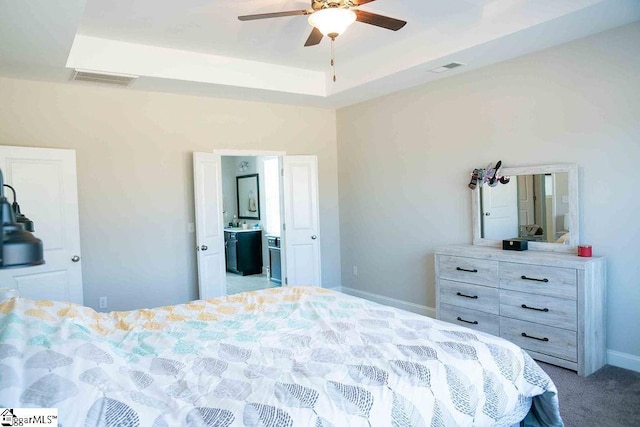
left=238, top=0, right=407, bottom=47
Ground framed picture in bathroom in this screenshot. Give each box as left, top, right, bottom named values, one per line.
left=237, top=173, right=260, bottom=220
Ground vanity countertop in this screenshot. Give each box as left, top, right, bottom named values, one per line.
left=224, top=227, right=261, bottom=233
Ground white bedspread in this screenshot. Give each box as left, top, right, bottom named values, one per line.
left=0, top=286, right=563, bottom=426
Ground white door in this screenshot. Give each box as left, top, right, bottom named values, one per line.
left=193, top=152, right=226, bottom=299
left=517, top=175, right=535, bottom=226
left=481, top=182, right=518, bottom=240
left=282, top=156, right=321, bottom=287
left=0, top=146, right=83, bottom=304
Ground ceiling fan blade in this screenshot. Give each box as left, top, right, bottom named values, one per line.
left=238, top=10, right=311, bottom=21
left=354, top=10, right=407, bottom=31
left=304, top=27, right=323, bottom=47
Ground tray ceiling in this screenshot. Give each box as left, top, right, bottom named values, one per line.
left=1, top=0, right=639, bottom=107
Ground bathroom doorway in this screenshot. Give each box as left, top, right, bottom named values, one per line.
left=193, top=150, right=322, bottom=299
left=221, top=154, right=282, bottom=295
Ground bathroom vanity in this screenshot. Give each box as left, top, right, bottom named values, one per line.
left=224, top=229, right=262, bottom=276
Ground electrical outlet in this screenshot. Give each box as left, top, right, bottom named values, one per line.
left=99, top=297, right=107, bottom=309
left=352, top=266, right=358, bottom=276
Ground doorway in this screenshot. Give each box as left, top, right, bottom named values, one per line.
left=480, top=180, right=518, bottom=240
left=221, top=155, right=282, bottom=295
left=0, top=146, right=83, bottom=304
left=193, top=151, right=322, bottom=299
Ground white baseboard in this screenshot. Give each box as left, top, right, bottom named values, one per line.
left=339, top=286, right=436, bottom=318
left=607, top=349, right=640, bottom=373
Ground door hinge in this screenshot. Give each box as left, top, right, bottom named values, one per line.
left=285, top=277, right=288, bottom=285
left=283, top=223, right=286, bottom=231
left=281, top=168, right=284, bottom=176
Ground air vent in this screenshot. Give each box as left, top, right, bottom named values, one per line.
left=428, top=62, right=466, bottom=73
left=71, top=69, right=138, bottom=87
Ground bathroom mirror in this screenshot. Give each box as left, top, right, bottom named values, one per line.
left=237, top=174, right=260, bottom=220
left=471, top=164, right=578, bottom=252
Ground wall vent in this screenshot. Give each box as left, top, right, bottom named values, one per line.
left=428, top=62, right=466, bottom=73
left=71, top=69, right=138, bottom=87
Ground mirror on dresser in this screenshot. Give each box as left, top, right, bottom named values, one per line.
left=471, top=164, right=579, bottom=252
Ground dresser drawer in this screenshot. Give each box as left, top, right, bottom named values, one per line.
left=438, top=255, right=498, bottom=287
left=500, top=290, right=577, bottom=330
left=440, top=279, right=499, bottom=314
left=499, top=262, right=577, bottom=299
left=439, top=304, right=499, bottom=336
left=500, top=317, right=577, bottom=362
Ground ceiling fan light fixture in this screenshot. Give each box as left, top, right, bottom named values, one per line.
left=308, top=8, right=357, bottom=38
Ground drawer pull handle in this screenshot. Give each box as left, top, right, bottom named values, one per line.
left=521, top=304, right=549, bottom=312
left=521, top=275, right=549, bottom=283
left=521, top=332, right=549, bottom=342
left=456, top=317, right=478, bottom=325
left=456, top=267, right=478, bottom=273
left=456, top=292, right=478, bottom=299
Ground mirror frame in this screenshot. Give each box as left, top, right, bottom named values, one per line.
left=236, top=173, right=260, bottom=220
left=471, top=163, right=579, bottom=252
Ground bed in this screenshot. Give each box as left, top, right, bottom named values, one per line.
left=0, top=286, right=563, bottom=426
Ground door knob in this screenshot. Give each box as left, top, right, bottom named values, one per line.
left=311, top=235, right=317, bottom=240
left=71, top=255, right=81, bottom=262
left=485, top=212, right=491, bottom=216
left=201, top=245, right=208, bottom=251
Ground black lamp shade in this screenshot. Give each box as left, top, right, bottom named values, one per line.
left=0, top=174, right=45, bottom=268
left=1, top=223, right=44, bottom=267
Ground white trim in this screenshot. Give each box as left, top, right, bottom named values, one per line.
left=67, top=36, right=326, bottom=97
left=214, top=149, right=287, bottom=157
left=325, top=286, right=342, bottom=292
left=340, top=287, right=436, bottom=318
left=607, top=349, right=640, bottom=373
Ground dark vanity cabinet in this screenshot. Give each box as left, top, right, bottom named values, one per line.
left=225, top=230, right=263, bottom=276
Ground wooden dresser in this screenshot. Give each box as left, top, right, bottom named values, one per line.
left=435, top=245, right=606, bottom=376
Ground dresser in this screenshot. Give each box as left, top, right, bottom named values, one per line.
left=435, top=245, right=606, bottom=376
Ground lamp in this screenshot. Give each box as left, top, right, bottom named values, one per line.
left=3, top=184, right=35, bottom=232
left=0, top=169, right=44, bottom=268
left=308, top=7, right=357, bottom=39
left=308, top=7, right=357, bottom=82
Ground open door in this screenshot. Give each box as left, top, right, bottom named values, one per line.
left=193, top=152, right=226, bottom=298
left=0, top=146, right=83, bottom=304
left=282, top=155, right=321, bottom=287
left=481, top=182, right=518, bottom=240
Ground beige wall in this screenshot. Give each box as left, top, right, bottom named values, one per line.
left=0, top=78, right=340, bottom=311
left=337, top=22, right=640, bottom=358
left=2, top=21, right=638, bottom=362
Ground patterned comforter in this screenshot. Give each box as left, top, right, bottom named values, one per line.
left=0, top=286, right=563, bottom=426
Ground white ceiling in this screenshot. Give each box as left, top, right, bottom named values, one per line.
left=1, top=0, right=639, bottom=108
